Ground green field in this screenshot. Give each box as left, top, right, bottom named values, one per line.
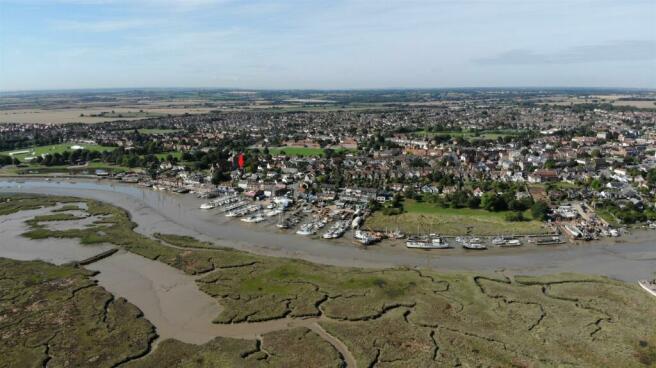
left=262, top=146, right=355, bottom=157
left=366, top=199, right=547, bottom=235
left=1, top=143, right=115, bottom=161
left=0, top=162, right=134, bottom=176
left=3, top=194, right=656, bottom=367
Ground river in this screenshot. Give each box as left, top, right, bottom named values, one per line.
left=1, top=178, right=655, bottom=282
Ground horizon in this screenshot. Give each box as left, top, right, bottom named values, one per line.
left=2, top=86, right=655, bottom=95
left=1, top=0, right=655, bottom=90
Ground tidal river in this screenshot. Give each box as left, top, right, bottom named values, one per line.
left=1, top=178, right=655, bottom=282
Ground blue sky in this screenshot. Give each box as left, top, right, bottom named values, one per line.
left=0, top=0, right=655, bottom=91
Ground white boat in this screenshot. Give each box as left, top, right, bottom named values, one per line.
left=296, top=224, right=316, bottom=236
left=463, top=239, right=487, bottom=250
left=389, top=229, right=405, bottom=239
left=639, top=280, right=656, bottom=297
left=406, top=239, right=450, bottom=249
left=491, top=237, right=506, bottom=246
left=265, top=208, right=283, bottom=217
left=241, top=215, right=264, bottom=223
left=503, top=239, right=522, bottom=247
left=430, top=237, right=451, bottom=249
left=200, top=202, right=217, bottom=210
left=354, top=230, right=375, bottom=245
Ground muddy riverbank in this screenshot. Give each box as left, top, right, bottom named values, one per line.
left=0, top=202, right=356, bottom=365
left=1, top=178, right=655, bottom=282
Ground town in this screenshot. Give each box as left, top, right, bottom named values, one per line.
left=2, top=89, right=656, bottom=250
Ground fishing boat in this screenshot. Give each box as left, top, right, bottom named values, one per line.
left=639, top=280, right=656, bottom=297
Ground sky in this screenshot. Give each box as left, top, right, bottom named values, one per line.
left=0, top=0, right=655, bottom=91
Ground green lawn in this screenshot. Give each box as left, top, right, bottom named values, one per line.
left=261, top=146, right=355, bottom=157
left=366, top=199, right=548, bottom=236
left=1, top=143, right=115, bottom=161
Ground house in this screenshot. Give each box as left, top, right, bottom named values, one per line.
left=528, top=170, right=559, bottom=183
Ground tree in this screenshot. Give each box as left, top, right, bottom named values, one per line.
left=505, top=211, right=525, bottom=222
left=531, top=201, right=550, bottom=221
left=467, top=196, right=481, bottom=209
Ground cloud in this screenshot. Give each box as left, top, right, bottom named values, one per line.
left=475, top=40, right=656, bottom=65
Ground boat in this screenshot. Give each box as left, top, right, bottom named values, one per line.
left=501, top=239, right=522, bottom=247
left=564, top=224, right=583, bottom=238
left=241, top=215, right=264, bottom=223
left=639, top=280, right=656, bottom=297
left=354, top=230, right=376, bottom=245
left=296, top=223, right=316, bottom=236
left=491, top=237, right=506, bottom=246
left=323, top=221, right=349, bottom=239
left=389, top=229, right=405, bottom=239
left=463, top=238, right=487, bottom=250
left=265, top=208, right=283, bottom=217
left=406, top=238, right=450, bottom=249
left=536, top=236, right=563, bottom=246
left=200, top=202, right=217, bottom=210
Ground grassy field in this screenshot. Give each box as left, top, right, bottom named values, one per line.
left=263, top=146, right=355, bottom=157
left=366, top=199, right=547, bottom=235
left=0, top=162, right=133, bottom=176
left=3, top=194, right=656, bottom=367
left=1, top=143, right=115, bottom=161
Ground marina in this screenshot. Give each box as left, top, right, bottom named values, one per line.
left=1, top=179, right=655, bottom=282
